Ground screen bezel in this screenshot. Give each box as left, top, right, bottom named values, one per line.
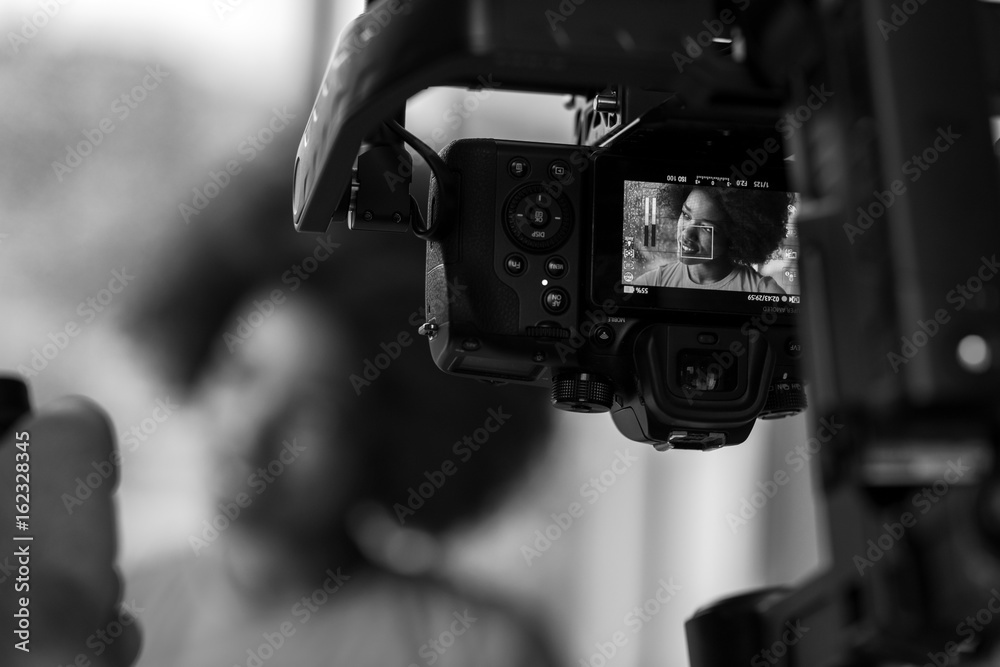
left=591, top=153, right=800, bottom=319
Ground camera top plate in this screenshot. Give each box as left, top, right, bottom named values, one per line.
left=292, top=0, right=777, bottom=234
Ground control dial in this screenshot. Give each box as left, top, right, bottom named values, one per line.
left=503, top=184, right=574, bottom=252
left=552, top=372, right=614, bottom=413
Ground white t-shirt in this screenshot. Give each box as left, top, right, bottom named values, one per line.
left=125, top=550, right=556, bottom=667
left=633, top=262, right=785, bottom=294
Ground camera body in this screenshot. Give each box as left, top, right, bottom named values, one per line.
left=422, top=118, right=805, bottom=448
left=286, top=0, right=811, bottom=448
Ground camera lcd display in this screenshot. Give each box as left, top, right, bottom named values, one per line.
left=591, top=150, right=801, bottom=318
left=620, top=180, right=800, bottom=299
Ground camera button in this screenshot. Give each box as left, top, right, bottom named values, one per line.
left=548, top=160, right=570, bottom=181
left=526, top=204, right=551, bottom=228
left=542, top=288, right=570, bottom=314
left=785, top=337, right=803, bottom=358
left=462, top=338, right=481, bottom=351
left=592, top=324, right=615, bottom=347
left=505, top=253, right=527, bottom=276
left=697, top=333, right=718, bottom=345
left=545, top=256, right=567, bottom=278
left=508, top=157, right=530, bottom=179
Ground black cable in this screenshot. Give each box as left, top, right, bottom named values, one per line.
left=384, top=120, right=457, bottom=238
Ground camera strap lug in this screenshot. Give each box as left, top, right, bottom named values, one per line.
left=417, top=320, right=439, bottom=340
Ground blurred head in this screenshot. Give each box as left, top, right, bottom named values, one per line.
left=125, top=147, right=554, bottom=568
left=198, top=294, right=359, bottom=541
left=148, top=224, right=554, bottom=567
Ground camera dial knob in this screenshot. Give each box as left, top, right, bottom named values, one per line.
left=552, top=372, right=614, bottom=413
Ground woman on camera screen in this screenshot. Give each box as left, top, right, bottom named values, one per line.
left=630, top=185, right=792, bottom=294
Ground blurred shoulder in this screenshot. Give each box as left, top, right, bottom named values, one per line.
left=321, top=570, right=561, bottom=667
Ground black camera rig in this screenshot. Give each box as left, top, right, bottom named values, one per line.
left=292, top=0, right=1000, bottom=664
left=293, top=0, right=808, bottom=449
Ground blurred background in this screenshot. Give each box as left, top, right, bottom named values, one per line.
left=0, top=1, right=824, bottom=665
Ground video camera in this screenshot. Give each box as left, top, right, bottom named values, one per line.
left=293, top=0, right=1000, bottom=664
left=421, top=121, right=804, bottom=449
left=291, top=0, right=806, bottom=449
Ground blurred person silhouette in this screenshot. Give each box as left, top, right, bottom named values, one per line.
left=0, top=134, right=563, bottom=665
left=128, top=288, right=559, bottom=666
left=117, top=145, right=562, bottom=665
left=632, top=186, right=790, bottom=293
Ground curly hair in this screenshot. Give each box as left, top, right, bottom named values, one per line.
left=122, top=143, right=554, bottom=541
left=681, top=186, right=792, bottom=266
